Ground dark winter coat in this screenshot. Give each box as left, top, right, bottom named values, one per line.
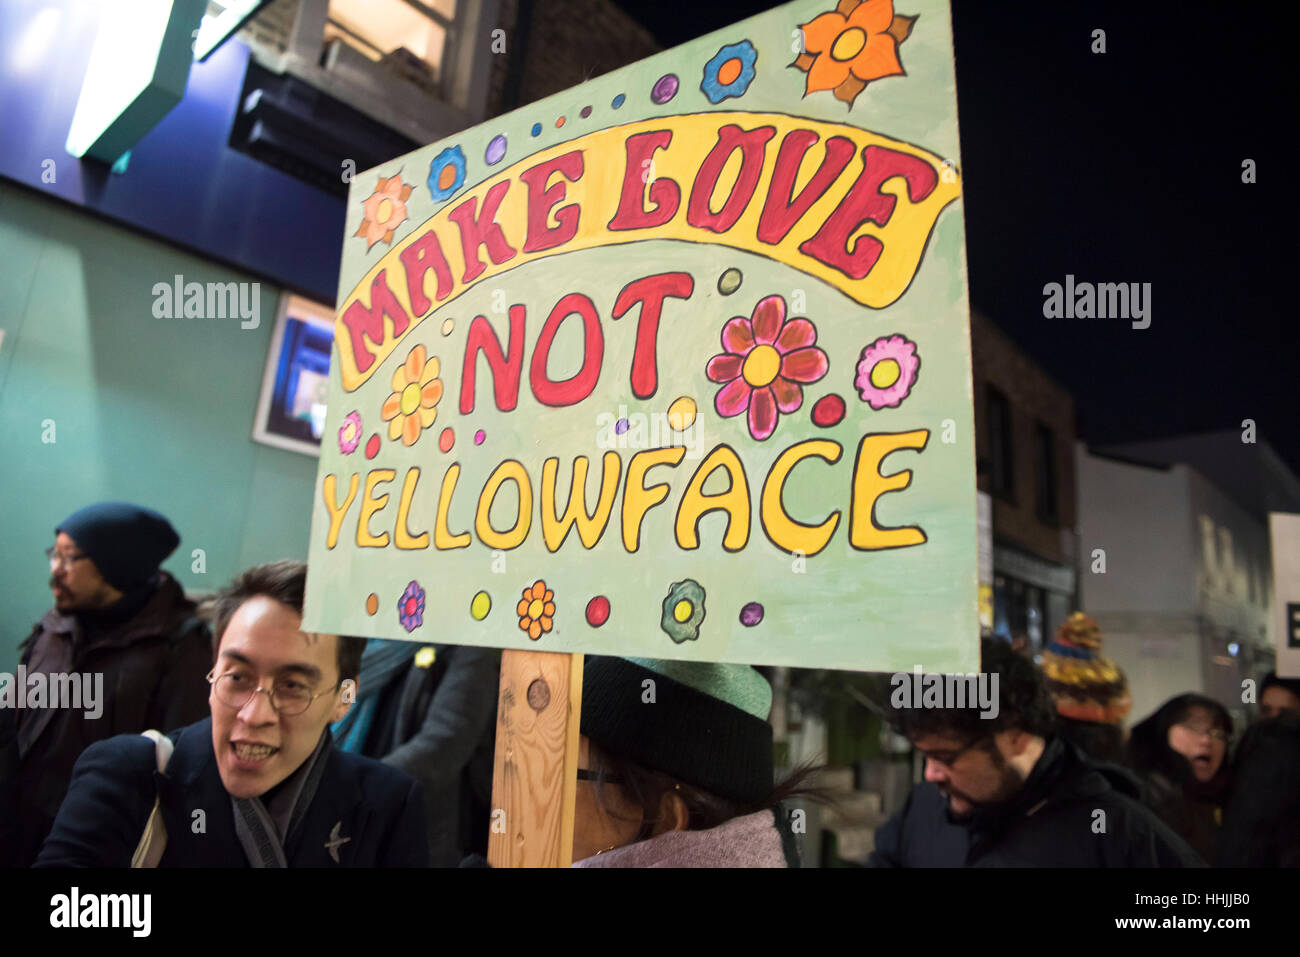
left=11, top=571, right=211, bottom=865
left=35, top=717, right=428, bottom=867
left=868, top=737, right=1206, bottom=867
left=1126, top=695, right=1231, bottom=864
left=1217, top=715, right=1300, bottom=867
left=360, top=644, right=498, bottom=866
left=0, top=706, right=17, bottom=867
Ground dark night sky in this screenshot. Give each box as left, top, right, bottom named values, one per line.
left=611, top=0, right=1298, bottom=473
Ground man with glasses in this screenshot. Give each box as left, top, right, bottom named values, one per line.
left=8, top=502, right=210, bottom=866
left=868, top=637, right=1203, bottom=867
left=36, top=560, right=428, bottom=866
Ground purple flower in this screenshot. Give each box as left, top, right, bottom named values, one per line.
left=398, top=581, right=425, bottom=632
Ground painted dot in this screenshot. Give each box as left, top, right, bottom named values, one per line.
left=531, top=122, right=542, bottom=136
left=667, top=396, right=697, bottom=431
left=365, top=593, right=379, bottom=615
left=611, top=93, right=625, bottom=109
left=717, top=268, right=742, bottom=295
left=471, top=591, right=492, bottom=620
left=439, top=427, right=455, bottom=453
left=673, top=599, right=693, bottom=623
left=485, top=134, right=507, bottom=165
left=586, top=595, right=610, bottom=627
left=555, top=115, right=566, bottom=128
left=811, top=393, right=846, bottom=428
left=474, top=429, right=485, bottom=445
left=365, top=434, right=380, bottom=459
left=614, top=417, right=629, bottom=435
left=717, top=57, right=743, bottom=86
left=740, top=602, right=764, bottom=626
left=651, top=74, right=679, bottom=104
left=580, top=105, right=592, bottom=119
left=441, top=317, right=455, bottom=336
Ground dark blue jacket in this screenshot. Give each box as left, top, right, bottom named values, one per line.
left=34, top=717, right=429, bottom=867
left=868, top=737, right=1206, bottom=867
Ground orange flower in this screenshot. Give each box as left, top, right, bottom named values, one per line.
left=380, top=344, right=442, bottom=447
left=516, top=580, right=555, bottom=641
left=356, top=172, right=413, bottom=249
left=793, top=0, right=916, bottom=107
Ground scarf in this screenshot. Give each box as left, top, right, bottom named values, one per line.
left=331, top=638, right=421, bottom=753
left=231, top=729, right=331, bottom=867
left=572, top=808, right=793, bottom=868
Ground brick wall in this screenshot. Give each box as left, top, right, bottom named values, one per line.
left=485, top=0, right=661, bottom=116
left=970, top=311, right=1078, bottom=564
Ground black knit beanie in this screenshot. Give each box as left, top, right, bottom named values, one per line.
left=57, top=501, right=180, bottom=591
left=580, top=656, right=774, bottom=804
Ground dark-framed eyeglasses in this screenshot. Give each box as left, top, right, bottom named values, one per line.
left=45, top=546, right=91, bottom=570
left=916, top=736, right=986, bottom=770
left=1174, top=723, right=1229, bottom=743
left=206, top=668, right=340, bottom=717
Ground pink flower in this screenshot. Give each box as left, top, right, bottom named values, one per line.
left=706, top=295, right=829, bottom=441
left=338, top=411, right=362, bottom=454
left=854, top=334, right=920, bottom=409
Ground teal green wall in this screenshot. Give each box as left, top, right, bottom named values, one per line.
left=0, top=180, right=320, bottom=673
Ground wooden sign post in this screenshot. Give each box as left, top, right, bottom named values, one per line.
left=487, top=650, right=583, bottom=867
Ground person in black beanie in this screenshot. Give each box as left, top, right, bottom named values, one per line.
left=570, top=656, right=820, bottom=867
left=6, top=501, right=212, bottom=866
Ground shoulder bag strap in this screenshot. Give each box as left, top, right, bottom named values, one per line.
left=130, top=730, right=175, bottom=868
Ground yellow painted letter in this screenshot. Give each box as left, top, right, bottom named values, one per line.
left=322, top=473, right=359, bottom=549
left=435, top=463, right=471, bottom=549
left=476, top=459, right=533, bottom=549
left=541, top=452, right=621, bottom=551
left=675, top=444, right=750, bottom=551
left=849, top=430, right=929, bottom=550
left=622, top=447, right=686, bottom=551
left=760, top=440, right=842, bottom=555
left=357, top=469, right=396, bottom=547
left=395, top=467, right=430, bottom=549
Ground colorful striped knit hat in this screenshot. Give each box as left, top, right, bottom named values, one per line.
left=1041, top=612, right=1132, bottom=724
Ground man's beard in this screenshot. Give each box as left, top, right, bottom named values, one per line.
left=50, top=576, right=110, bottom=612
left=941, top=750, right=1024, bottom=823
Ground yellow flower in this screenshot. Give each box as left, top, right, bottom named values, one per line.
left=380, top=344, right=443, bottom=447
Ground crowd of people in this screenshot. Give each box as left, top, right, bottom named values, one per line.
left=2, top=499, right=1298, bottom=868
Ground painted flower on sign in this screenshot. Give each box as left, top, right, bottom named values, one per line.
left=428, top=145, right=467, bottom=203
left=338, top=411, right=362, bottom=454
left=706, top=294, right=829, bottom=441
left=854, top=334, right=920, bottom=409
left=381, top=345, right=443, bottom=447
left=398, top=581, right=425, bottom=633
left=660, top=579, right=706, bottom=644
left=356, top=172, right=413, bottom=249
left=517, top=580, right=556, bottom=641
left=792, top=0, right=916, bottom=108
left=701, top=40, right=758, bottom=103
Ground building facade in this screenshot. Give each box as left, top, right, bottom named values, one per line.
left=970, top=311, right=1079, bottom=651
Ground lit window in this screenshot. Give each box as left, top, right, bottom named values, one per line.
left=325, top=0, right=452, bottom=80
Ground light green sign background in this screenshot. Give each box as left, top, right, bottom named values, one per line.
left=305, top=0, right=977, bottom=672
